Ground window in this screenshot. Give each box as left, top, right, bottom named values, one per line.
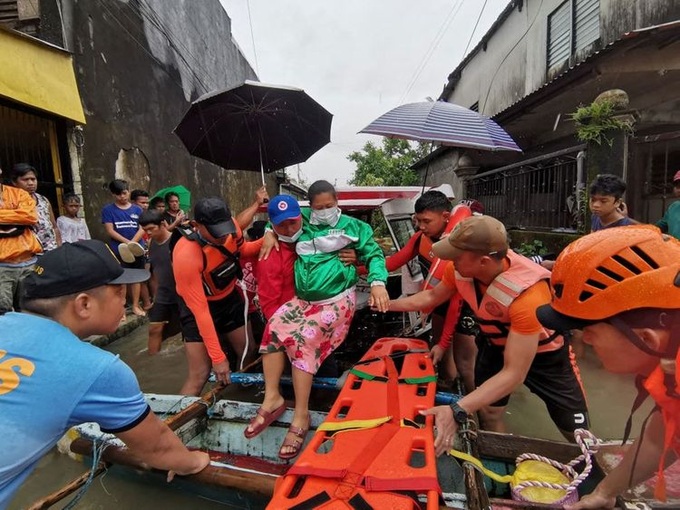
left=547, top=0, right=600, bottom=71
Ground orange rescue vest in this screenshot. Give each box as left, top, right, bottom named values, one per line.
left=175, top=223, right=244, bottom=300
left=455, top=250, right=564, bottom=352
left=643, top=357, right=680, bottom=501
left=422, top=204, right=472, bottom=291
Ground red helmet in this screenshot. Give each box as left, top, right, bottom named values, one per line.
left=538, top=225, right=680, bottom=331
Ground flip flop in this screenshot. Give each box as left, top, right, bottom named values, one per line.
left=244, top=403, right=287, bottom=439
left=127, top=241, right=145, bottom=257
left=278, top=418, right=310, bottom=460
left=118, top=243, right=135, bottom=264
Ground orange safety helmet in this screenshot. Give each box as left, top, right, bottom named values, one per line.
left=538, top=225, right=680, bottom=332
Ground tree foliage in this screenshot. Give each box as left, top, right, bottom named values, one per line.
left=348, top=138, right=431, bottom=186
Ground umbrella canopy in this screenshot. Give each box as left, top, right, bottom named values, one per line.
left=360, top=101, right=522, bottom=152
left=152, top=185, right=191, bottom=212
left=174, top=81, right=333, bottom=182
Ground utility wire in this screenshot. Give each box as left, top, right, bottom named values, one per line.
left=398, top=0, right=464, bottom=105
left=480, top=0, right=545, bottom=112
left=463, top=0, right=489, bottom=57
left=246, top=0, right=260, bottom=76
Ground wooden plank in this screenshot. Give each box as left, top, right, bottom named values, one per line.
left=477, top=430, right=581, bottom=464
left=69, top=438, right=277, bottom=497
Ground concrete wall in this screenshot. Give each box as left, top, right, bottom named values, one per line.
left=444, top=0, right=680, bottom=118
left=53, top=0, right=270, bottom=239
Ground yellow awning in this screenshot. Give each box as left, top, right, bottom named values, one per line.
left=0, top=27, right=85, bottom=124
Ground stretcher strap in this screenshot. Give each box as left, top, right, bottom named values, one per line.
left=318, top=416, right=392, bottom=434
left=349, top=368, right=436, bottom=385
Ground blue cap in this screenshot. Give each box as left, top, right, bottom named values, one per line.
left=267, top=195, right=301, bottom=226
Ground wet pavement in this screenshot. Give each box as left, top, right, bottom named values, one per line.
left=9, top=324, right=654, bottom=509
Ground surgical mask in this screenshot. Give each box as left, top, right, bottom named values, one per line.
left=277, top=228, right=302, bottom=244
left=310, top=206, right=341, bottom=227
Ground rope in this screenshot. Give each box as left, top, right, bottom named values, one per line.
left=512, top=429, right=600, bottom=494
left=239, top=279, right=250, bottom=371
left=62, top=440, right=109, bottom=510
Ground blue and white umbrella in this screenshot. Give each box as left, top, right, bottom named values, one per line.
left=360, top=101, right=522, bottom=152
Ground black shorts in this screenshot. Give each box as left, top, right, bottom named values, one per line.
left=148, top=301, right=179, bottom=323
left=475, top=339, right=590, bottom=433
left=178, top=290, right=246, bottom=342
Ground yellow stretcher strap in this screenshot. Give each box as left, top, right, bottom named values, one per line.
left=318, top=416, right=392, bottom=433
left=448, top=449, right=514, bottom=484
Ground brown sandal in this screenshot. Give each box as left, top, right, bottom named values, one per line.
left=278, top=419, right=310, bottom=460
left=244, top=403, right=287, bottom=439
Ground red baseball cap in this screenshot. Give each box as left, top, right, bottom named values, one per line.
left=673, top=170, right=680, bottom=183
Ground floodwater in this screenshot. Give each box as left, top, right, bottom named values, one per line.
left=9, top=324, right=654, bottom=509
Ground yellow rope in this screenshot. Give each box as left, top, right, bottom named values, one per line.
left=448, top=449, right=514, bottom=483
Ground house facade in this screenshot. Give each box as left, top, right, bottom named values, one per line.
left=1, top=0, right=271, bottom=239
left=424, top=0, right=680, bottom=233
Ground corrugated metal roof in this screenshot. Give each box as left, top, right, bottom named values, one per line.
left=492, top=20, right=680, bottom=122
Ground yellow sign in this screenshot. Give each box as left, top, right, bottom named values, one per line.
left=0, top=26, right=86, bottom=123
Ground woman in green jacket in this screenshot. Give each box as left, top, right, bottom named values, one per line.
left=245, top=180, right=389, bottom=459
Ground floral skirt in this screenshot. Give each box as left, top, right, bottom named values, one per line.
left=259, top=289, right=356, bottom=374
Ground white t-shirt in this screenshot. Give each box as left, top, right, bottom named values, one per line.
left=56, top=216, right=91, bottom=243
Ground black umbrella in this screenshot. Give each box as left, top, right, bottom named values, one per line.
left=174, top=80, right=333, bottom=184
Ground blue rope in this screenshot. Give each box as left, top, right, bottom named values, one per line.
left=63, top=440, right=108, bottom=510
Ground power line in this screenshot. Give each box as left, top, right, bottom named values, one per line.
left=463, top=0, right=489, bottom=57
left=480, top=0, right=545, bottom=112
left=246, top=0, right=260, bottom=76
left=398, top=0, right=464, bottom=105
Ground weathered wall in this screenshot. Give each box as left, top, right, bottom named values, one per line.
left=55, top=0, right=271, bottom=239
left=444, top=0, right=680, bottom=118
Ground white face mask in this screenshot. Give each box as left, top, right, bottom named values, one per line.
left=310, top=206, right=341, bottom=227
left=277, top=228, right=302, bottom=244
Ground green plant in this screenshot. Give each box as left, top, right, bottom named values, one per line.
left=570, top=99, right=633, bottom=146
left=516, top=239, right=548, bottom=257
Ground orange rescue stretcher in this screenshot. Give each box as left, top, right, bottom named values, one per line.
left=268, top=337, right=441, bottom=509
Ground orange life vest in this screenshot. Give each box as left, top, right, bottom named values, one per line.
left=455, top=250, right=564, bottom=352
left=422, top=204, right=472, bottom=291
left=175, top=223, right=244, bottom=300
left=643, top=357, right=680, bottom=501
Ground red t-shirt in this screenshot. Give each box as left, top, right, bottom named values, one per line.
left=254, top=242, right=297, bottom=320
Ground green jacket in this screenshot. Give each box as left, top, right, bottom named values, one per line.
left=294, top=209, right=388, bottom=301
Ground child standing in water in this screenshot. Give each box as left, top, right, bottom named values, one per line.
left=245, top=181, right=390, bottom=459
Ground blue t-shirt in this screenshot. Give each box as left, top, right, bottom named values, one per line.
left=101, top=203, right=143, bottom=251
left=0, top=313, right=149, bottom=509
left=591, top=215, right=634, bottom=232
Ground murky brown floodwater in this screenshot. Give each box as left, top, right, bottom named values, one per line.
left=9, top=324, right=654, bottom=509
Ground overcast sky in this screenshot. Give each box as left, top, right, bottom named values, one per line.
left=219, top=0, right=509, bottom=186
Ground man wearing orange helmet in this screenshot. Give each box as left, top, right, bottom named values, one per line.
left=538, top=225, right=680, bottom=509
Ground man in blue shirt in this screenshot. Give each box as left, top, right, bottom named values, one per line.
left=0, top=240, right=209, bottom=509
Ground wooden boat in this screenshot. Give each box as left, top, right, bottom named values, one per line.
left=63, top=391, right=680, bottom=510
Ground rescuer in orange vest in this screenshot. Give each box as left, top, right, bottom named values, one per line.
left=385, top=215, right=589, bottom=452
left=537, top=225, right=680, bottom=508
